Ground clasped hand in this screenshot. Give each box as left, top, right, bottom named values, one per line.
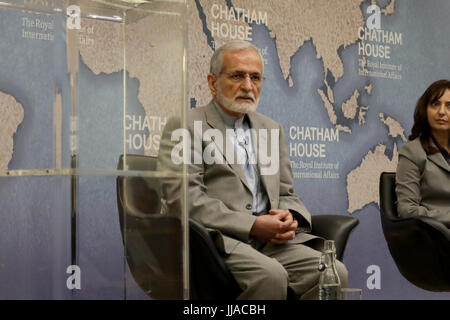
left=250, top=209, right=298, bottom=244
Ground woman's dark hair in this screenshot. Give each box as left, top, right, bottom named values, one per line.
left=409, top=79, right=450, bottom=154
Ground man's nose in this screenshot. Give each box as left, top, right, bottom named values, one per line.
left=240, top=75, right=253, bottom=91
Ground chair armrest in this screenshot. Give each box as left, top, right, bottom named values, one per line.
left=383, top=215, right=450, bottom=242
left=400, top=216, right=450, bottom=241
left=380, top=215, right=450, bottom=291
left=311, top=215, right=359, bottom=260
left=189, top=219, right=230, bottom=275
left=189, top=219, right=241, bottom=299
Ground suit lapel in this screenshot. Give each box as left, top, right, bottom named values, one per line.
left=427, top=137, right=450, bottom=173
left=203, top=102, right=252, bottom=191
left=247, top=112, right=278, bottom=203
left=428, top=153, right=450, bottom=173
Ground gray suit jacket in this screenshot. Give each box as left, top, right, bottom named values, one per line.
left=158, top=101, right=318, bottom=253
left=396, top=137, right=450, bottom=227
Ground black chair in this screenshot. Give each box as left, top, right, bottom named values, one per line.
left=189, top=219, right=242, bottom=299
left=117, top=154, right=359, bottom=299
left=117, top=154, right=184, bottom=299
left=379, top=172, right=450, bottom=292
left=190, top=214, right=359, bottom=300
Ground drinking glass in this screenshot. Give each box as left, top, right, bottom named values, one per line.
left=339, top=288, right=362, bottom=300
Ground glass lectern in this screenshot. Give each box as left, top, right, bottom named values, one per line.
left=0, top=0, right=188, bottom=299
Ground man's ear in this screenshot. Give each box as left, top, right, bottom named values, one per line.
left=207, top=74, right=217, bottom=99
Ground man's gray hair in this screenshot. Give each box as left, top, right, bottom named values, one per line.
left=210, top=40, right=263, bottom=76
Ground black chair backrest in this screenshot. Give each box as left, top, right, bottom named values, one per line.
left=117, top=154, right=162, bottom=216
left=116, top=154, right=183, bottom=299
left=379, top=172, right=398, bottom=220
left=378, top=171, right=450, bottom=291
left=118, top=154, right=158, bottom=171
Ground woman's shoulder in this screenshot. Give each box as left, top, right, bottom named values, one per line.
left=398, top=137, right=427, bottom=161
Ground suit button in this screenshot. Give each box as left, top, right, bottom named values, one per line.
left=246, top=204, right=252, bottom=210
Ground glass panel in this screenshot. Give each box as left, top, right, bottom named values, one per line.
left=119, top=0, right=188, bottom=299
left=0, top=0, right=187, bottom=300
left=0, top=0, right=70, bottom=172
left=74, top=175, right=126, bottom=299
left=0, top=176, right=71, bottom=299
left=0, top=0, right=71, bottom=300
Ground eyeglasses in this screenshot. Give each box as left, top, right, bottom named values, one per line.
left=221, top=71, right=262, bottom=84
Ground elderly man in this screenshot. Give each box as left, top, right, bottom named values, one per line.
left=159, top=40, right=347, bottom=299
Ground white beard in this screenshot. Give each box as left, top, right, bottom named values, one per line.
left=215, top=85, right=259, bottom=114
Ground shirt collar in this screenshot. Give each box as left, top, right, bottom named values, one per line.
left=234, top=115, right=246, bottom=130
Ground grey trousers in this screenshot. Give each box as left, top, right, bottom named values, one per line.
left=223, top=239, right=348, bottom=300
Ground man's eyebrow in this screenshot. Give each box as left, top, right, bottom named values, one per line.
left=230, top=70, right=261, bottom=74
